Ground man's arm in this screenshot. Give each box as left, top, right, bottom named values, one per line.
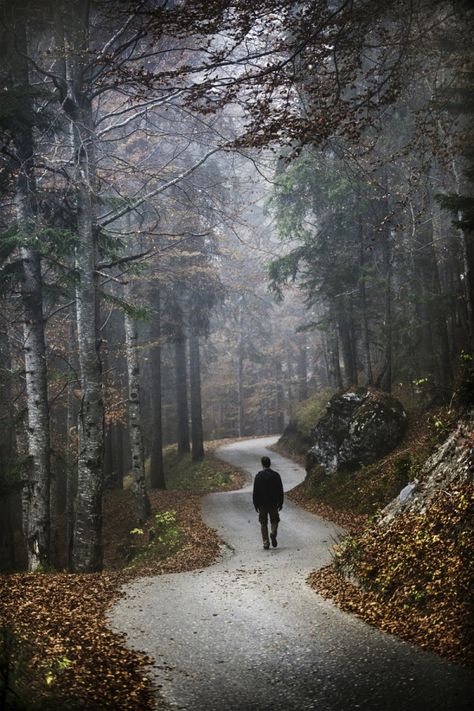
left=277, top=473, right=284, bottom=510
left=252, top=472, right=260, bottom=511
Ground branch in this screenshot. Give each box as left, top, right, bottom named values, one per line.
left=99, top=145, right=223, bottom=227
left=97, top=248, right=154, bottom=270
left=96, top=90, right=184, bottom=137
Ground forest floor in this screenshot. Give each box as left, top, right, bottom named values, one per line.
left=1, top=427, right=472, bottom=709
left=0, top=441, right=245, bottom=710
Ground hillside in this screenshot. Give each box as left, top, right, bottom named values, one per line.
left=276, top=393, right=474, bottom=667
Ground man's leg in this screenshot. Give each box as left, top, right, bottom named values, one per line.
left=269, top=507, right=280, bottom=547
left=258, top=508, right=270, bottom=549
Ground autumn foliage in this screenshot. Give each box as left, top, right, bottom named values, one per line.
left=0, top=488, right=224, bottom=710
left=311, top=482, right=474, bottom=668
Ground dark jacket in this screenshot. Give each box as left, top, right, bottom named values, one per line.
left=252, top=468, right=284, bottom=510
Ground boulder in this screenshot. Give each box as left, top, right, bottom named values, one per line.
left=306, top=387, right=407, bottom=475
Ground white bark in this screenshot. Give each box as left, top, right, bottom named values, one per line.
left=124, top=282, right=150, bottom=524
left=9, top=6, right=51, bottom=571
left=19, top=245, right=51, bottom=571
left=61, top=5, right=105, bottom=571
left=71, top=105, right=104, bottom=572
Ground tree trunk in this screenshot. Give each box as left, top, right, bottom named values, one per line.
left=296, top=334, right=308, bottom=401
left=274, top=356, right=285, bottom=433
left=328, top=306, right=343, bottom=390
left=19, top=247, right=51, bottom=571
left=237, top=306, right=245, bottom=437
left=461, top=225, right=474, bottom=355
left=124, top=286, right=151, bottom=524
left=379, top=216, right=393, bottom=394
left=336, top=298, right=357, bottom=386
left=175, top=329, right=190, bottom=455
left=189, top=329, right=204, bottom=461
left=418, top=209, right=453, bottom=393
left=285, top=345, right=294, bottom=419
left=358, top=220, right=373, bottom=385
left=150, top=289, right=166, bottom=488
left=10, top=16, right=51, bottom=571
left=454, top=152, right=474, bottom=355
left=410, top=189, right=452, bottom=395
left=1, top=323, right=22, bottom=569
left=65, top=349, right=77, bottom=571
left=63, top=7, right=104, bottom=572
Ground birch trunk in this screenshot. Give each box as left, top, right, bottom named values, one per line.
left=63, top=4, right=104, bottom=572
left=19, top=246, right=51, bottom=571
left=72, top=112, right=104, bottom=571
left=10, top=16, right=51, bottom=571
left=124, top=288, right=151, bottom=524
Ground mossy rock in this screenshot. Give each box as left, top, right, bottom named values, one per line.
left=307, top=387, right=407, bottom=476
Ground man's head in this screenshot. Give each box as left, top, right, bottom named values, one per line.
left=261, top=456, right=271, bottom=469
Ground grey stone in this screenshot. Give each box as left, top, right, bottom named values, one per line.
left=307, top=387, right=407, bottom=476
left=381, top=412, right=474, bottom=524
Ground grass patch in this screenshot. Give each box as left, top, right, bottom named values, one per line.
left=127, top=510, right=182, bottom=568
left=161, top=445, right=241, bottom=492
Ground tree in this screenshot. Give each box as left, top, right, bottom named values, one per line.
left=1, top=2, right=52, bottom=571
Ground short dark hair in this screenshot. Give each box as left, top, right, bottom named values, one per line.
left=261, top=456, right=271, bottom=468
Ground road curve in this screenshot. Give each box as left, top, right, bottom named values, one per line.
left=110, top=437, right=473, bottom=711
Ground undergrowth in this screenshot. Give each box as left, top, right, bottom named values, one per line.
left=160, top=445, right=237, bottom=492
left=127, top=510, right=182, bottom=568
left=302, top=407, right=458, bottom=515
left=332, top=482, right=474, bottom=665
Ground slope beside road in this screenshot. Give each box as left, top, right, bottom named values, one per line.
left=109, top=437, right=473, bottom=711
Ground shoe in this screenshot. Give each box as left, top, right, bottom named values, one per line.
left=263, top=542, right=270, bottom=550
left=270, top=533, right=277, bottom=548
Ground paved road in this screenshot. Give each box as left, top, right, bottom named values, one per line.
left=110, top=437, right=473, bottom=711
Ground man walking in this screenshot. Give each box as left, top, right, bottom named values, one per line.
left=252, top=456, right=284, bottom=550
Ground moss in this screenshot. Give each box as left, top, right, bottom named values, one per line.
left=159, top=446, right=236, bottom=492
left=279, top=389, right=334, bottom=455
left=127, top=510, right=182, bottom=568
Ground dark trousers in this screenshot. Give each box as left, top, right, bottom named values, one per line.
left=258, top=505, right=280, bottom=545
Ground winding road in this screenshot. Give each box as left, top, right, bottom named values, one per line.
left=110, top=437, right=473, bottom=711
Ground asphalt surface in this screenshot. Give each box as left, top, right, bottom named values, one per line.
left=110, top=437, right=474, bottom=711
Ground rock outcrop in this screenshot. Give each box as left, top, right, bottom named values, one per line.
left=381, top=412, right=474, bottom=524
left=306, top=387, right=407, bottom=475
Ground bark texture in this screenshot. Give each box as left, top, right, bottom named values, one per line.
left=124, top=291, right=151, bottom=524
left=10, top=14, right=51, bottom=571
left=189, top=330, right=204, bottom=461
left=175, top=329, right=190, bottom=455
left=149, top=289, right=166, bottom=488
left=63, top=4, right=105, bottom=572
